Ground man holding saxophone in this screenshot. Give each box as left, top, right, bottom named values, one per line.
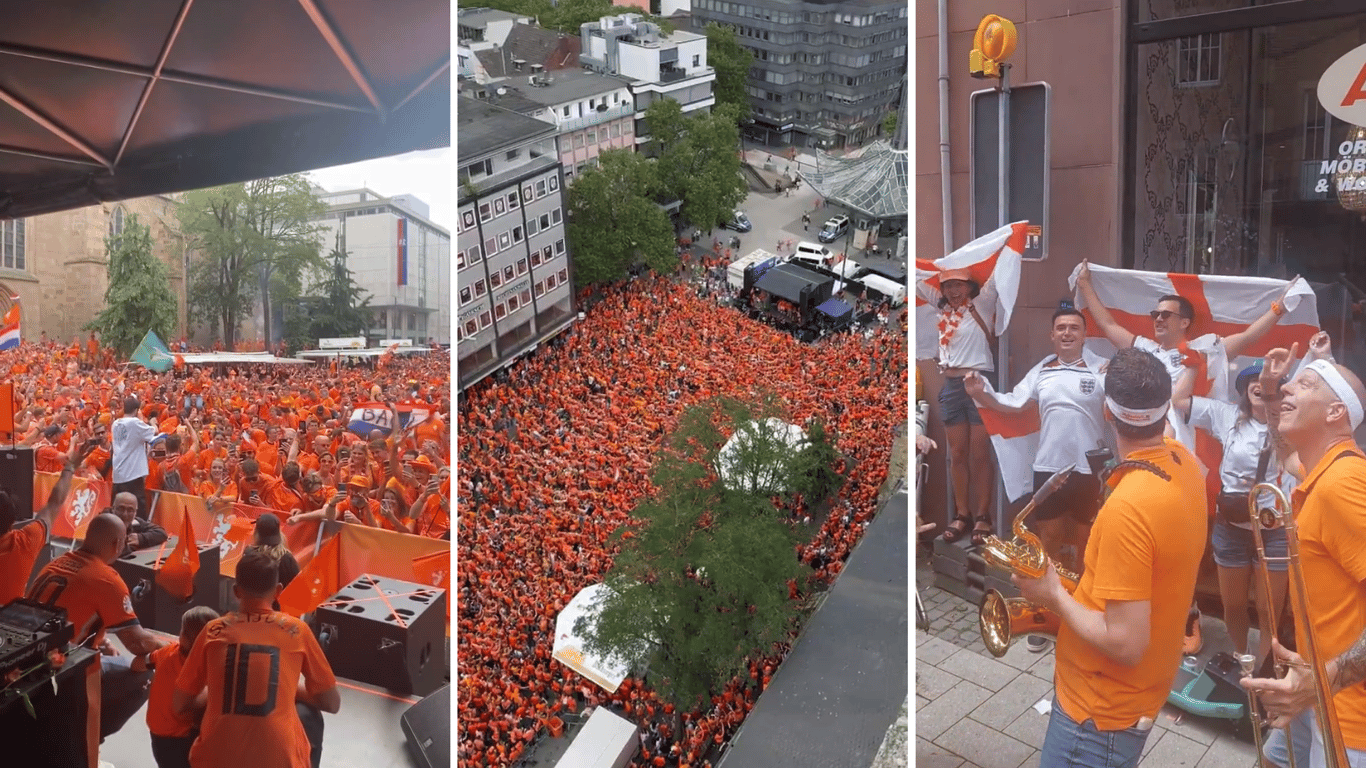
left=1016, top=348, right=1207, bottom=767
left=1242, top=343, right=1366, bottom=768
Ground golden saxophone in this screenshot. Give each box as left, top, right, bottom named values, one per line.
left=978, top=465, right=1080, bottom=658
left=1243, top=482, right=1348, bottom=768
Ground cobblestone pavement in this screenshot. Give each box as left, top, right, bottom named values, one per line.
left=915, top=556, right=1263, bottom=768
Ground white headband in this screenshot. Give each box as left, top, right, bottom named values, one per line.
left=1105, top=396, right=1170, bottom=426
left=1305, top=360, right=1364, bottom=430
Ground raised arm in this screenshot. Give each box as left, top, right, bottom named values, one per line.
left=1172, top=365, right=1197, bottom=421
left=36, top=435, right=96, bottom=529
left=1223, top=279, right=1296, bottom=360
left=1075, top=260, right=1136, bottom=349
left=1257, top=344, right=1298, bottom=463
left=962, top=371, right=1028, bottom=414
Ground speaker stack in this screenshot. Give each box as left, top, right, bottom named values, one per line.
left=111, top=536, right=221, bottom=634
left=0, top=447, right=34, bottom=520
left=312, top=574, right=446, bottom=696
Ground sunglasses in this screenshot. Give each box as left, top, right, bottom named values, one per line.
left=1149, top=310, right=1187, bottom=321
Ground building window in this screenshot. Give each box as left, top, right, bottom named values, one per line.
left=528, top=218, right=540, bottom=236
left=520, top=289, right=531, bottom=306
left=536, top=180, right=547, bottom=197
left=462, top=210, right=475, bottom=229
left=516, top=258, right=528, bottom=275
left=507, top=191, right=520, bottom=210
left=456, top=249, right=466, bottom=270
left=1177, top=33, right=1220, bottom=86
left=549, top=175, right=559, bottom=191
left=547, top=272, right=557, bottom=289
left=1, top=220, right=24, bottom=270
left=555, top=239, right=566, bottom=254
left=551, top=209, right=562, bottom=225
left=512, top=226, right=524, bottom=243
left=531, top=249, right=542, bottom=267
left=463, top=319, right=478, bottom=337
left=474, top=279, right=486, bottom=296
left=485, top=237, right=497, bottom=256
left=479, top=311, right=492, bottom=329
left=469, top=245, right=483, bottom=264
left=495, top=303, right=507, bottom=320
left=498, top=231, right=510, bottom=250
left=534, top=280, right=545, bottom=298
left=503, top=265, right=515, bottom=282
left=558, top=268, right=569, bottom=284
left=539, top=213, right=551, bottom=230
left=506, top=149, right=519, bottom=161
left=109, top=206, right=125, bottom=239
left=479, top=203, right=492, bottom=222
left=460, top=287, right=472, bottom=305
left=494, top=197, right=505, bottom=216
left=693, top=55, right=700, bottom=67
left=508, top=294, right=519, bottom=311
left=378, top=311, right=387, bottom=327
left=408, top=313, right=416, bottom=330
left=490, top=271, right=502, bottom=289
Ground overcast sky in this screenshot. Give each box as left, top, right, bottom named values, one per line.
left=306, top=147, right=451, bottom=231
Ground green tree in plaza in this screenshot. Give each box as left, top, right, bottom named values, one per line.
left=565, top=148, right=677, bottom=284
left=284, top=235, right=373, bottom=352
left=704, top=23, right=753, bottom=120
left=577, top=396, right=841, bottom=713
left=179, top=176, right=326, bottom=350
left=85, top=213, right=179, bottom=358
left=645, top=100, right=749, bottom=232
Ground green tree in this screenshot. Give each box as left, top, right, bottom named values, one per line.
left=566, top=149, right=677, bottom=284
left=704, top=23, right=753, bottom=119
left=646, top=100, right=749, bottom=232
left=578, top=397, right=840, bottom=713
left=179, top=176, right=326, bottom=349
left=882, top=110, right=897, bottom=137
left=282, top=236, right=372, bottom=354
left=85, top=213, right=179, bottom=357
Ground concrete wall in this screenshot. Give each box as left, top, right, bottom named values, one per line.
left=914, top=1, right=1125, bottom=526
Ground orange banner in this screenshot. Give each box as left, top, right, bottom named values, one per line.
left=35, top=472, right=112, bottom=541
left=151, top=492, right=322, bottom=578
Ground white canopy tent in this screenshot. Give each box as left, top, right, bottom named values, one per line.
left=715, top=418, right=808, bottom=494
left=553, top=584, right=633, bottom=693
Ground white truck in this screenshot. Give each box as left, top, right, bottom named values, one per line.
left=726, top=248, right=783, bottom=291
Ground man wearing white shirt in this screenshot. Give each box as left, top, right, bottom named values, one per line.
left=111, top=397, right=157, bottom=520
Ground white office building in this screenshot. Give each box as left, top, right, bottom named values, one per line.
left=314, top=189, right=450, bottom=345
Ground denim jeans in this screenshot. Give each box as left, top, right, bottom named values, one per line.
left=298, top=701, right=325, bottom=768
left=1263, top=708, right=1314, bottom=768
left=1039, top=698, right=1152, bottom=768
left=100, top=654, right=153, bottom=740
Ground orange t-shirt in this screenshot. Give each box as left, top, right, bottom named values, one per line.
left=1054, top=439, right=1207, bottom=730
left=237, top=475, right=277, bottom=509
left=176, top=611, right=336, bottom=768
left=1292, top=440, right=1366, bottom=751
left=412, top=495, right=449, bottom=539
left=146, top=642, right=196, bottom=737
left=28, top=549, right=140, bottom=647
left=0, top=519, right=47, bottom=605
left=197, top=479, right=239, bottom=503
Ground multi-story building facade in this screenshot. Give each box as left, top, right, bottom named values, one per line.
left=313, top=189, right=450, bottom=346
left=579, top=13, right=716, bottom=143
left=500, top=68, right=637, bottom=182
left=690, top=0, right=907, bottom=149
left=457, top=96, right=576, bottom=391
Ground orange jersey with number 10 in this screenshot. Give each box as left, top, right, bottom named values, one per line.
left=176, top=610, right=336, bottom=768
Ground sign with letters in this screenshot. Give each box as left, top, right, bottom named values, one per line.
left=1319, top=43, right=1366, bottom=127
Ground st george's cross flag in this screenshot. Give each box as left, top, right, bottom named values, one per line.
left=1068, top=263, right=1319, bottom=510
left=1067, top=264, right=1319, bottom=405
left=974, top=347, right=1112, bottom=503
left=915, top=222, right=1027, bottom=361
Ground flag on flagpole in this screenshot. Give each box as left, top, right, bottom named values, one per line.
left=130, top=330, right=175, bottom=372
left=156, top=513, right=200, bottom=601
left=975, top=347, right=1112, bottom=503
left=0, top=297, right=20, bottom=351
left=279, top=532, right=341, bottom=617
left=915, top=222, right=1028, bottom=361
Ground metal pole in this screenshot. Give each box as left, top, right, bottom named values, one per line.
left=995, top=65, right=1012, bottom=535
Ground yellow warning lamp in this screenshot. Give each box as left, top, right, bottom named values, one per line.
left=970, top=15, right=1018, bottom=79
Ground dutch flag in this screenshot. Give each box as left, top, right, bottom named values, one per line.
left=0, top=298, right=20, bottom=351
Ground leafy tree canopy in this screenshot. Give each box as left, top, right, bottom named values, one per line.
left=566, top=149, right=677, bottom=284
left=646, top=100, right=748, bottom=232
left=85, top=213, right=179, bottom=358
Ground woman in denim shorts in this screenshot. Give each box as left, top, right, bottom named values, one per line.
left=1173, top=361, right=1290, bottom=668
left=929, top=268, right=997, bottom=546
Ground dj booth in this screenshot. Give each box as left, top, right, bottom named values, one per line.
left=0, top=647, right=99, bottom=768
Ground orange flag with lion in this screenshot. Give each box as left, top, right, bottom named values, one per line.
left=155, top=512, right=199, bottom=601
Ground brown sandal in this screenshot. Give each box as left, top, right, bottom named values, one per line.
left=970, top=517, right=994, bottom=547
left=941, top=516, right=971, bottom=543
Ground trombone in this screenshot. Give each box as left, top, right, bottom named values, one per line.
left=1244, top=482, right=1348, bottom=768
left=978, top=465, right=1080, bottom=657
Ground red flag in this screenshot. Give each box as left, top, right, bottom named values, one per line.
left=156, top=514, right=199, bottom=601
left=279, top=533, right=341, bottom=617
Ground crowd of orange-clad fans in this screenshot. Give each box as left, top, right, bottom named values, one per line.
left=456, top=276, right=907, bottom=767
left=7, top=338, right=451, bottom=538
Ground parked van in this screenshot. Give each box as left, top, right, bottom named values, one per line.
left=818, top=214, right=850, bottom=243
left=791, top=241, right=832, bottom=268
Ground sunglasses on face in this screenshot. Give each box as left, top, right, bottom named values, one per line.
left=1149, top=310, right=1186, bottom=321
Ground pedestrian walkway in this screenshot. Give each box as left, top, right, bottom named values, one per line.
left=915, top=556, right=1262, bottom=768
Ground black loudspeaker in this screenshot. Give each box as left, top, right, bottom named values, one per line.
left=1201, top=652, right=1252, bottom=705
left=401, top=684, right=450, bottom=768
left=312, top=574, right=446, bottom=696
left=0, top=447, right=34, bottom=520
left=111, top=537, right=221, bottom=634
